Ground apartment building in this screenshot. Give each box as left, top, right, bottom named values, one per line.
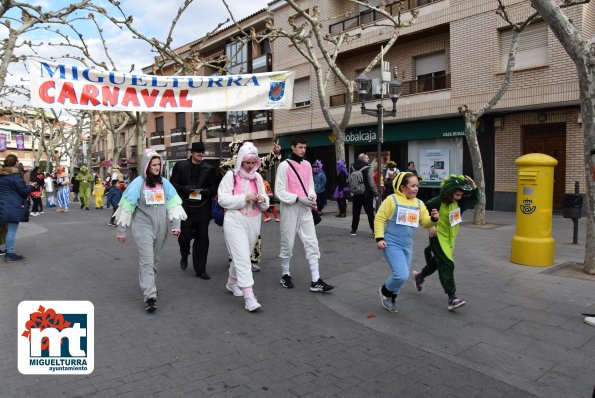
left=270, top=0, right=591, bottom=210
left=143, top=8, right=275, bottom=175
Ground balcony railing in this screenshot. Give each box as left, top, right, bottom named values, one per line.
left=150, top=131, right=164, bottom=146
left=170, top=127, right=187, bottom=143
left=251, top=53, right=272, bottom=73
left=329, top=74, right=450, bottom=106
left=402, top=74, right=450, bottom=95
left=329, top=0, right=442, bottom=34
left=251, top=111, right=273, bottom=132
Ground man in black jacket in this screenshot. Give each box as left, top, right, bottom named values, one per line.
left=350, top=153, right=378, bottom=236
left=170, top=142, right=218, bottom=279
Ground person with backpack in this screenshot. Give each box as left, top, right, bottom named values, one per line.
left=349, top=153, right=377, bottom=236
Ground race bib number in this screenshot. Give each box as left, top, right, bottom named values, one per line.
left=189, top=189, right=202, bottom=201
left=396, top=207, right=419, bottom=228
left=145, top=189, right=165, bottom=205
left=449, top=207, right=462, bottom=227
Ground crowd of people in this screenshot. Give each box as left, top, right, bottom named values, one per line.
left=14, top=137, right=575, bottom=323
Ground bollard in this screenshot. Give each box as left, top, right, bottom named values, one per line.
left=562, top=181, right=583, bottom=244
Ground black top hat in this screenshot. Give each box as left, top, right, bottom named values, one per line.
left=191, top=141, right=205, bottom=153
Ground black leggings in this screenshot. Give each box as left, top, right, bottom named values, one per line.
left=32, top=197, right=43, bottom=213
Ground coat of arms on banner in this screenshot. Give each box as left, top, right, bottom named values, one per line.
left=268, top=78, right=286, bottom=102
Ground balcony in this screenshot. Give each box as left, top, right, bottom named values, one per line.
left=251, top=53, right=272, bottom=73
left=150, top=131, right=164, bottom=146
left=402, top=73, right=450, bottom=95
left=170, top=127, right=187, bottom=144
left=329, top=74, right=450, bottom=107
left=329, top=0, right=442, bottom=34
left=250, top=111, right=273, bottom=132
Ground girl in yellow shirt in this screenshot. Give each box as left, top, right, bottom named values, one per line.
left=374, top=172, right=438, bottom=313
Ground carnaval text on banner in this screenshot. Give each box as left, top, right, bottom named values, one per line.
left=29, top=60, right=295, bottom=112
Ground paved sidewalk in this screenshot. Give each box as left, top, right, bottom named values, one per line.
left=0, top=201, right=593, bottom=397
left=317, top=202, right=595, bottom=398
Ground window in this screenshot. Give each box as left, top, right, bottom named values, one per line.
left=226, top=111, right=248, bottom=136
left=155, top=116, right=163, bottom=133
left=415, top=52, right=446, bottom=93
left=226, top=40, right=249, bottom=74
left=175, top=113, right=185, bottom=129
left=293, top=78, right=311, bottom=108
left=500, top=23, right=548, bottom=71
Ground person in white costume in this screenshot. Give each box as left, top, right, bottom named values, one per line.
left=218, top=142, right=270, bottom=312
left=274, top=136, right=334, bottom=292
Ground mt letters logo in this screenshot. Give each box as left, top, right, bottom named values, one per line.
left=18, top=301, right=94, bottom=375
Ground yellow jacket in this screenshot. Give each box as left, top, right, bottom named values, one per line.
left=374, top=172, right=435, bottom=239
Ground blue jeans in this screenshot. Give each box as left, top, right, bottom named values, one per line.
left=6, top=222, right=19, bottom=254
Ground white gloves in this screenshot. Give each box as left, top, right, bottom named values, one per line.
left=297, top=196, right=316, bottom=209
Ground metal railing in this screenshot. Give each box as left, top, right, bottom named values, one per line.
left=251, top=53, right=272, bottom=73
left=170, top=127, right=187, bottom=143
left=329, top=0, right=441, bottom=34
left=329, top=74, right=450, bottom=106
left=401, top=74, right=450, bottom=95
left=150, top=131, right=164, bottom=146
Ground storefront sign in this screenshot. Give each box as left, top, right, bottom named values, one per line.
left=345, top=129, right=377, bottom=144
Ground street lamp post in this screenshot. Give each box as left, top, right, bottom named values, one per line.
left=355, top=73, right=403, bottom=209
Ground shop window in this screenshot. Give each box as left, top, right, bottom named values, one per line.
left=500, top=23, right=548, bottom=71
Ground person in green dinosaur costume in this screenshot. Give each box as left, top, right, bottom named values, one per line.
left=413, top=174, right=479, bottom=312
left=76, top=165, right=93, bottom=210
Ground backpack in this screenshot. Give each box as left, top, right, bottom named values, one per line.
left=348, top=166, right=368, bottom=196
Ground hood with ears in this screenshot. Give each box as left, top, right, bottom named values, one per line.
left=393, top=171, right=415, bottom=200
left=141, top=149, right=163, bottom=179
left=234, top=142, right=261, bottom=174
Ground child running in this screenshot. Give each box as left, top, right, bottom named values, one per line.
left=413, top=174, right=479, bottom=311
left=374, top=172, right=439, bottom=313
left=94, top=177, right=105, bottom=209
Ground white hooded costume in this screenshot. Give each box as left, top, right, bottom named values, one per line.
left=217, top=142, right=270, bottom=295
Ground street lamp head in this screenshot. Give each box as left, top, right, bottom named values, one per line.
left=389, top=79, right=403, bottom=100
left=355, top=73, right=372, bottom=97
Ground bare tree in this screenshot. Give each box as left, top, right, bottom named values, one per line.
left=0, top=1, right=95, bottom=90
left=529, top=0, right=594, bottom=273
left=260, top=0, right=417, bottom=162
left=457, top=2, right=539, bottom=225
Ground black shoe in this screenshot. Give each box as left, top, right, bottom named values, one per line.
left=180, top=256, right=188, bottom=270
left=5, top=253, right=25, bottom=262
left=196, top=272, right=211, bottom=280
left=80, top=203, right=84, bottom=209
left=280, top=274, right=294, bottom=289
left=338, top=213, right=346, bottom=218
left=0, top=249, right=5, bottom=256
left=145, top=298, right=157, bottom=312
left=86, top=207, right=90, bottom=210
left=350, top=230, right=357, bottom=236
left=310, top=278, right=334, bottom=292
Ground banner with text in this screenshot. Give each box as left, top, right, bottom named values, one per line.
left=29, top=60, right=295, bottom=112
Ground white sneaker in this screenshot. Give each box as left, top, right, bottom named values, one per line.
left=251, top=262, right=261, bottom=272
left=585, top=316, right=595, bottom=327
left=244, top=296, right=261, bottom=312
left=225, top=282, right=243, bottom=297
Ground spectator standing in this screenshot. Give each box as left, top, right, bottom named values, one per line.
left=312, top=160, right=327, bottom=216
left=0, top=154, right=35, bottom=262
left=350, top=153, right=378, bottom=236
left=333, top=160, right=349, bottom=218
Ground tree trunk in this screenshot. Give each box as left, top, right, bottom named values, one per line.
left=579, top=65, right=595, bottom=274
left=0, top=29, right=18, bottom=89
left=333, top=126, right=346, bottom=163
left=461, top=110, right=486, bottom=224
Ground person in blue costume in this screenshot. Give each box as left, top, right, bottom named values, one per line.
left=374, top=172, right=439, bottom=313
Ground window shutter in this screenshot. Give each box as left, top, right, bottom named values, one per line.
left=415, top=52, right=446, bottom=77
left=500, top=23, right=547, bottom=71
left=294, top=78, right=310, bottom=106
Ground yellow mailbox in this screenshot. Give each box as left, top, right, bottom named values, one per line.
left=511, top=153, right=558, bottom=266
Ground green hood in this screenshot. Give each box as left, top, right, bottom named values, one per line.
left=439, top=174, right=472, bottom=200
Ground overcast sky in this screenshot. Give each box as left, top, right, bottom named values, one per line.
left=2, top=0, right=271, bottom=105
